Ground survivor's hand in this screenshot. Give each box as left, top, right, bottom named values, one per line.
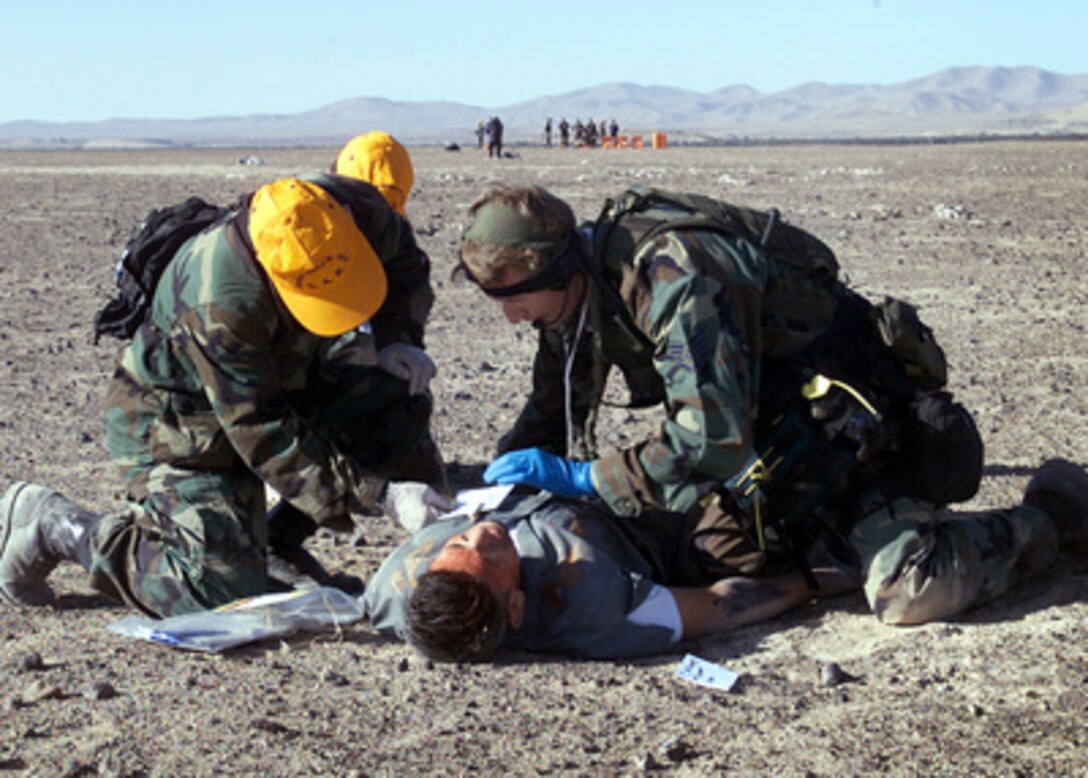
left=483, top=448, right=596, bottom=498
left=382, top=481, right=455, bottom=533
left=377, top=343, right=436, bottom=395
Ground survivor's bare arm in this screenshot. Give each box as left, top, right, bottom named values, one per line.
left=669, top=564, right=857, bottom=640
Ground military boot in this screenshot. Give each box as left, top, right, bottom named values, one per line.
left=266, top=501, right=364, bottom=596
left=1023, top=459, right=1088, bottom=555
left=0, top=482, right=100, bottom=606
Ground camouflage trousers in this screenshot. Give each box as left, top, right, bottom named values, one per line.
left=89, top=366, right=437, bottom=618
left=851, top=496, right=1058, bottom=624
left=675, top=490, right=1060, bottom=625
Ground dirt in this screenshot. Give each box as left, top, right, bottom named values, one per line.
left=0, top=141, right=1086, bottom=777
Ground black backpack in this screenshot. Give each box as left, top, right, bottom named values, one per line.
left=93, top=196, right=230, bottom=344
left=708, top=296, right=984, bottom=585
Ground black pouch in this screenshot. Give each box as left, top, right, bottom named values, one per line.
left=873, top=296, right=948, bottom=390
left=904, top=390, right=984, bottom=504
left=706, top=375, right=887, bottom=581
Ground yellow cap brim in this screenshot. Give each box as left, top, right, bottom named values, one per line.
left=273, top=248, right=388, bottom=337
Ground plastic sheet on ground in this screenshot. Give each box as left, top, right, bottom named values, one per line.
left=107, top=587, right=365, bottom=653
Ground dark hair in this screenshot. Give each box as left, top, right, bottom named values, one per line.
left=405, top=570, right=508, bottom=663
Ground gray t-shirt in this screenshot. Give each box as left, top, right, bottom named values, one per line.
left=364, top=492, right=678, bottom=659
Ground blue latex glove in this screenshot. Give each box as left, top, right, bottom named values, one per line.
left=483, top=448, right=596, bottom=498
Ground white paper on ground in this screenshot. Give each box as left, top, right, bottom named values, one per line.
left=674, top=653, right=741, bottom=692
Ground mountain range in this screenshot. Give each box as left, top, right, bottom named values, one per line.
left=4, top=66, right=1087, bottom=149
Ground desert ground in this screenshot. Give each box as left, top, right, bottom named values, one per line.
left=0, top=139, right=1085, bottom=776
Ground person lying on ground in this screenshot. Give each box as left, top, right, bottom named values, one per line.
left=365, top=490, right=858, bottom=661
left=366, top=457, right=1088, bottom=661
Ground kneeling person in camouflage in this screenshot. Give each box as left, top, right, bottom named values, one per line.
left=1, top=175, right=450, bottom=616
left=454, top=183, right=1088, bottom=639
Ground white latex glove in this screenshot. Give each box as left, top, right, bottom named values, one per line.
left=376, top=343, right=436, bottom=396
left=382, top=481, right=455, bottom=533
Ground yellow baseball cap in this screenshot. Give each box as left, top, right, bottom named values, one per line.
left=247, top=178, right=388, bottom=337
left=334, top=131, right=414, bottom=216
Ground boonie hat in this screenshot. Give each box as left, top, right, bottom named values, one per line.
left=334, top=131, right=414, bottom=216
left=248, top=178, right=388, bottom=337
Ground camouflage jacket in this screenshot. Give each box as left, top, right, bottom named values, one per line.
left=501, top=221, right=840, bottom=518
left=109, top=176, right=433, bottom=526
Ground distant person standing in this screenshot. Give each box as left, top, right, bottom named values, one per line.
left=584, top=119, right=598, bottom=147
left=486, top=115, right=504, bottom=159
left=476, top=120, right=485, bottom=150
left=559, top=118, right=570, bottom=148
left=609, top=119, right=619, bottom=144
left=544, top=118, right=553, bottom=147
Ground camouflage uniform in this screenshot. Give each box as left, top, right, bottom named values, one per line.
left=90, top=174, right=435, bottom=617
left=499, top=201, right=1061, bottom=624
left=501, top=225, right=778, bottom=517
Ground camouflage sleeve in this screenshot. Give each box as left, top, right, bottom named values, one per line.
left=498, top=329, right=569, bottom=456
left=592, top=231, right=766, bottom=517
left=176, top=303, right=386, bottom=527
left=498, top=328, right=600, bottom=458
left=369, top=217, right=434, bottom=349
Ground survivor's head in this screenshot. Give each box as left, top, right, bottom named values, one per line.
left=405, top=521, right=525, bottom=663
left=457, top=185, right=587, bottom=331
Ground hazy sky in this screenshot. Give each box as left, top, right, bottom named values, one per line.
left=3, top=0, right=1085, bottom=123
